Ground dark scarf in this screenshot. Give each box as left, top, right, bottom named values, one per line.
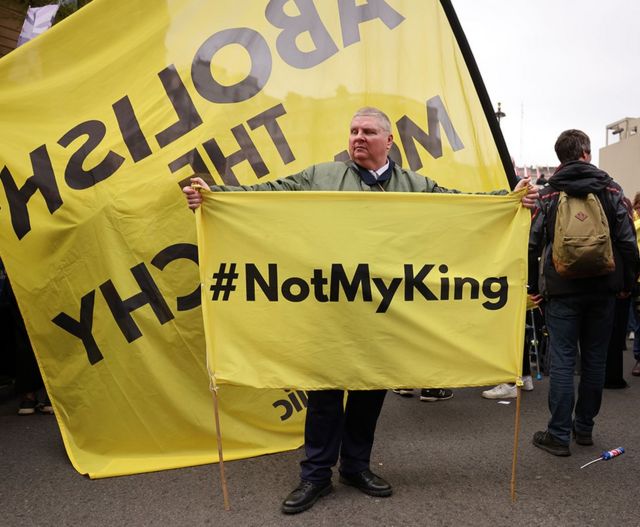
left=353, top=158, right=395, bottom=187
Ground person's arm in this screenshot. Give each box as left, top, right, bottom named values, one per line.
left=527, top=198, right=546, bottom=295
left=182, top=170, right=312, bottom=210
left=611, top=192, right=640, bottom=294
left=425, top=175, right=538, bottom=209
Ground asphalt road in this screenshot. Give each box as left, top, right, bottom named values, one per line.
left=2, top=352, right=639, bottom=527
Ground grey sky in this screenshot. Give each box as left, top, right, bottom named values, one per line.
left=452, top=0, right=640, bottom=167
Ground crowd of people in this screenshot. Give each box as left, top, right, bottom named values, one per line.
left=3, top=107, right=637, bottom=517
left=184, top=108, right=639, bottom=514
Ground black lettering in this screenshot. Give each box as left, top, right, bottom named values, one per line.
left=330, top=263, right=372, bottom=301
left=155, top=65, right=203, bottom=147
left=0, top=145, right=63, bottom=239
left=273, top=398, right=293, bottom=421
left=482, top=277, right=508, bottom=310
left=372, top=276, right=402, bottom=313
left=192, top=28, right=271, bottom=103
left=168, top=148, right=216, bottom=190
left=337, top=0, right=405, bottom=47
left=58, top=120, right=126, bottom=190
left=282, top=276, right=309, bottom=302
left=454, top=277, right=479, bottom=300
left=397, top=96, right=465, bottom=170
left=296, top=390, right=308, bottom=406
left=112, top=95, right=152, bottom=162
left=287, top=390, right=303, bottom=411
left=439, top=264, right=449, bottom=300
left=266, top=0, right=339, bottom=69
left=404, top=264, right=437, bottom=300
left=202, top=124, right=268, bottom=185
left=99, top=263, right=174, bottom=342
left=52, top=290, right=103, bottom=365
left=246, top=263, right=278, bottom=301
left=246, top=103, right=295, bottom=164
left=150, top=243, right=200, bottom=311
left=310, top=269, right=329, bottom=302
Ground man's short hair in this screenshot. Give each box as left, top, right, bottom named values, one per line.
left=353, top=107, right=392, bottom=133
left=554, top=129, right=591, bottom=163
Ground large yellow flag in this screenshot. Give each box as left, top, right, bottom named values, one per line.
left=198, top=191, right=529, bottom=390
left=0, top=0, right=517, bottom=477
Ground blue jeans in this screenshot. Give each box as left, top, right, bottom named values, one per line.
left=545, top=293, right=615, bottom=444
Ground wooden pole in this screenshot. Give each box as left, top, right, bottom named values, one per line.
left=510, top=385, right=522, bottom=502
left=211, top=384, right=231, bottom=511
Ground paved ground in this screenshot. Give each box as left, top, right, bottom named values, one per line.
left=2, top=352, right=639, bottom=527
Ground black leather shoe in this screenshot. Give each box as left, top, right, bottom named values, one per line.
left=281, top=480, right=332, bottom=514
left=339, top=469, right=392, bottom=497
left=572, top=426, right=594, bottom=446
left=532, top=430, right=570, bottom=456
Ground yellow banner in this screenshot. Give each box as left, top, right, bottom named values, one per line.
left=199, top=191, right=529, bottom=389
left=0, top=0, right=512, bottom=477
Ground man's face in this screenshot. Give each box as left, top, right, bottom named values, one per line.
left=348, top=115, right=393, bottom=170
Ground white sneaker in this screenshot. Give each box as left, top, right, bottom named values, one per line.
left=482, top=383, right=517, bottom=399
left=522, top=375, right=534, bottom=391
left=392, top=388, right=414, bottom=397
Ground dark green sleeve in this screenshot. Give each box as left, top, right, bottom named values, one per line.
left=209, top=169, right=312, bottom=192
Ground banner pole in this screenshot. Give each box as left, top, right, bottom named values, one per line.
left=210, top=382, right=231, bottom=511
left=510, top=384, right=522, bottom=502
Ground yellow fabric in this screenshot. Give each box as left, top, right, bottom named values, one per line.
left=198, top=190, right=529, bottom=389
left=0, top=0, right=512, bottom=477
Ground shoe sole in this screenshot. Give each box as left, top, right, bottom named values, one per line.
left=393, top=391, right=414, bottom=397
left=419, top=395, right=453, bottom=402
left=532, top=439, right=571, bottom=457
left=17, top=408, right=36, bottom=415
left=281, top=484, right=332, bottom=514
left=481, top=392, right=516, bottom=399
left=339, top=476, right=392, bottom=497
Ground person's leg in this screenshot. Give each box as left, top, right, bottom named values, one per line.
left=339, top=390, right=387, bottom=475
left=283, top=390, right=341, bottom=514
left=575, top=294, right=615, bottom=436
left=545, top=296, right=581, bottom=445
left=299, top=390, right=344, bottom=483
left=11, top=292, right=44, bottom=414
left=631, top=305, right=640, bottom=363
left=522, top=336, right=532, bottom=377
left=604, top=297, right=629, bottom=388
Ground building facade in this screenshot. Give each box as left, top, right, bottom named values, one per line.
left=599, top=117, right=640, bottom=200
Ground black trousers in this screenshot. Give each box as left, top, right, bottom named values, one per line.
left=605, top=296, right=630, bottom=387
left=300, top=389, right=387, bottom=483
left=6, top=284, right=42, bottom=395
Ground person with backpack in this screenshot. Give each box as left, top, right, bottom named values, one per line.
left=528, top=129, right=639, bottom=456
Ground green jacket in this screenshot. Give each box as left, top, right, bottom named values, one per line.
left=210, top=161, right=507, bottom=195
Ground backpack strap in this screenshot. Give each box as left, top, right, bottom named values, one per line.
left=595, top=188, right=617, bottom=240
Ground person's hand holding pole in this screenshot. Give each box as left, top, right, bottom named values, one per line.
left=183, top=177, right=207, bottom=210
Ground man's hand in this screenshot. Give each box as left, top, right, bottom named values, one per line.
left=514, top=177, right=539, bottom=209
left=182, top=177, right=207, bottom=210
left=528, top=293, right=544, bottom=307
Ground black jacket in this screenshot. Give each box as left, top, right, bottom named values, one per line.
left=528, top=161, right=639, bottom=297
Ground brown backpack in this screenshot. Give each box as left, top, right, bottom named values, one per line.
left=551, top=191, right=615, bottom=278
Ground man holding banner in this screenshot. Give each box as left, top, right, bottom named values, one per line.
left=184, top=107, right=538, bottom=514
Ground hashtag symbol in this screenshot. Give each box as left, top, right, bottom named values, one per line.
left=210, top=263, right=238, bottom=301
